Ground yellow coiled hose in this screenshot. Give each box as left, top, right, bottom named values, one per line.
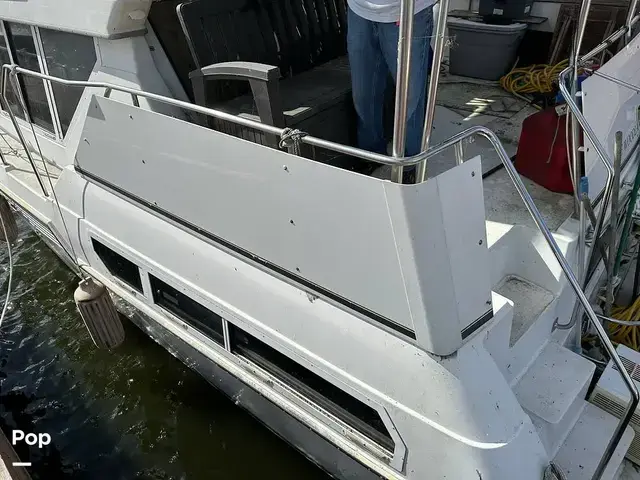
left=500, top=59, right=570, bottom=108
left=609, top=297, right=640, bottom=351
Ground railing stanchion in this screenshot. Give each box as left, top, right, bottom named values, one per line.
left=627, top=0, right=639, bottom=41
left=454, top=141, right=464, bottom=165
left=390, top=0, right=416, bottom=183
left=417, top=0, right=449, bottom=182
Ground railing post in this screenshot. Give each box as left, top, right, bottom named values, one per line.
left=569, top=0, right=592, bottom=349
left=416, top=0, right=449, bottom=182
left=454, top=141, right=464, bottom=165
left=390, top=0, right=416, bottom=183
left=627, top=0, right=639, bottom=41
left=605, top=131, right=623, bottom=316
left=557, top=69, right=614, bottom=336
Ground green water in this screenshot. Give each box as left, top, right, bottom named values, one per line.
left=0, top=218, right=330, bottom=479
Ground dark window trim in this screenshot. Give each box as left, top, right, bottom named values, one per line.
left=3, top=21, right=56, bottom=136
left=0, top=21, right=97, bottom=140
left=149, top=274, right=225, bottom=346
left=37, top=26, right=98, bottom=137
left=1, top=20, right=32, bottom=123
left=229, top=324, right=395, bottom=453
left=91, top=237, right=143, bottom=293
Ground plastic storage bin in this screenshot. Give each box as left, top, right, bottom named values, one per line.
left=447, top=18, right=527, bottom=80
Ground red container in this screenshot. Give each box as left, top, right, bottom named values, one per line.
left=515, top=107, right=574, bottom=195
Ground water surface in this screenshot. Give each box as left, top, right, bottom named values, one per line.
left=0, top=218, right=329, bottom=479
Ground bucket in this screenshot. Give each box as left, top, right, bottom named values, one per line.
left=447, top=18, right=527, bottom=81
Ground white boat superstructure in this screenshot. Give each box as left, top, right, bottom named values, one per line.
left=0, top=0, right=639, bottom=479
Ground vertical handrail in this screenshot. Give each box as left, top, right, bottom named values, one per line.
left=559, top=12, right=640, bottom=331
left=416, top=0, right=449, bottom=182
left=557, top=68, right=614, bottom=332
left=567, top=0, right=593, bottom=345
left=628, top=0, right=640, bottom=41
left=605, top=132, right=623, bottom=316
left=390, top=0, right=416, bottom=183
left=454, top=141, right=464, bottom=165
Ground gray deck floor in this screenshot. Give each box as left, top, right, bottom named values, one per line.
left=495, top=276, right=555, bottom=346
left=373, top=69, right=537, bottom=180
left=484, top=168, right=574, bottom=232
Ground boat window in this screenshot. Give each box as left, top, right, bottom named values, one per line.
left=39, top=29, right=96, bottom=135
left=149, top=274, right=224, bottom=346
left=0, top=25, right=24, bottom=120
left=91, top=238, right=143, bottom=293
left=4, top=22, right=54, bottom=133
left=228, top=324, right=395, bottom=453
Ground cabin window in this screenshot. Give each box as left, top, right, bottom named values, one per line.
left=229, top=324, right=395, bottom=453
left=0, top=25, right=24, bottom=120
left=4, top=22, right=54, bottom=133
left=149, top=275, right=224, bottom=346
left=91, top=238, right=143, bottom=293
left=39, top=29, right=96, bottom=135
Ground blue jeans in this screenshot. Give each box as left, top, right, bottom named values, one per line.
left=347, top=7, right=434, bottom=157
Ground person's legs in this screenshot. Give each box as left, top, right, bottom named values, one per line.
left=379, top=6, right=434, bottom=157
left=347, top=8, right=389, bottom=154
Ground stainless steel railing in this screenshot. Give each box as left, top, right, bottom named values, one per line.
left=2, top=63, right=638, bottom=479
left=556, top=7, right=640, bottom=478
left=556, top=14, right=640, bottom=334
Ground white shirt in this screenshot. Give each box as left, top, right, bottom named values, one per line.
left=347, top=0, right=433, bottom=23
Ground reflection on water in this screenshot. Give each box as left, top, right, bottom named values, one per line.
left=0, top=218, right=329, bottom=479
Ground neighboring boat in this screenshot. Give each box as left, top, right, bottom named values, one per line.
left=0, top=0, right=638, bottom=479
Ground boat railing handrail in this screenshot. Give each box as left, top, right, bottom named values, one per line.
left=558, top=11, right=640, bottom=480
left=2, top=63, right=638, bottom=480
left=2, top=63, right=431, bottom=168
left=556, top=13, right=640, bottom=335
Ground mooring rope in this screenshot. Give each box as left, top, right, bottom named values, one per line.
left=0, top=210, right=13, bottom=331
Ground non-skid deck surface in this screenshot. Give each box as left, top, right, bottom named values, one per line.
left=484, top=168, right=574, bottom=232
left=495, top=276, right=555, bottom=346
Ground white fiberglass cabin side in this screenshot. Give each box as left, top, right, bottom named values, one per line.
left=0, top=1, right=636, bottom=479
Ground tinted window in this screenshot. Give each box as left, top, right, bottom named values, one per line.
left=0, top=26, right=24, bottom=120
left=5, top=23, right=53, bottom=132
left=92, top=238, right=143, bottom=293
left=229, top=325, right=394, bottom=452
left=40, top=29, right=96, bottom=135
left=150, top=275, right=224, bottom=345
